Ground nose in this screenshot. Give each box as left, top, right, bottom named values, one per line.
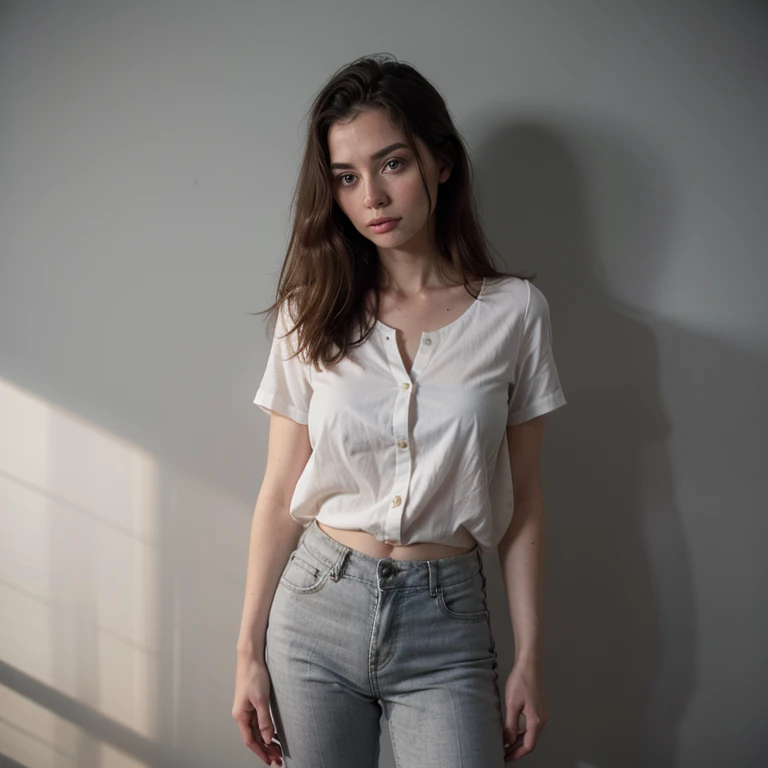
left=363, top=177, right=388, bottom=210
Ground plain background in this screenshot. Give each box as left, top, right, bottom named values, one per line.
left=1, top=2, right=766, bottom=767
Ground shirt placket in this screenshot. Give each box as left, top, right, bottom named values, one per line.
left=380, top=329, right=436, bottom=545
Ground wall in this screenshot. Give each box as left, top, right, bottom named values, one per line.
left=0, top=2, right=765, bottom=766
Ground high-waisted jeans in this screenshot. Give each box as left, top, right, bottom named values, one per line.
left=264, top=518, right=506, bottom=767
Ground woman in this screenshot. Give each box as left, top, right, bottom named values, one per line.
left=233, top=53, right=566, bottom=767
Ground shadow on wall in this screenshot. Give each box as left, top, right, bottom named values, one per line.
left=471, top=115, right=693, bottom=768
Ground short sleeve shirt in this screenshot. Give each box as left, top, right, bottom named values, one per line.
left=254, top=275, right=566, bottom=554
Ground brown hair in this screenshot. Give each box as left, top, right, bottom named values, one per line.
left=252, top=52, right=535, bottom=370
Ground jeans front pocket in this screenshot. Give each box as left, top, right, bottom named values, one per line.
left=436, top=571, right=490, bottom=622
left=279, top=547, right=331, bottom=595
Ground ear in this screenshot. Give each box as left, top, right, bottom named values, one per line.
left=438, top=160, right=453, bottom=184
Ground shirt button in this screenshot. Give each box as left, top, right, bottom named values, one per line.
left=397, top=440, right=408, bottom=449
left=400, top=382, right=410, bottom=390
left=391, top=495, right=402, bottom=507
left=424, top=337, right=432, bottom=345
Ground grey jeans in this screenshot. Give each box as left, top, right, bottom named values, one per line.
left=264, top=518, right=506, bottom=767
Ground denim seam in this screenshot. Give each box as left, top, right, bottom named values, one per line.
left=440, top=571, right=482, bottom=589
left=446, top=684, right=465, bottom=765
left=436, top=585, right=490, bottom=622
left=367, top=584, right=382, bottom=699
left=305, top=640, right=329, bottom=768
left=337, top=573, right=457, bottom=591
left=279, top=571, right=330, bottom=595
left=389, top=714, right=403, bottom=768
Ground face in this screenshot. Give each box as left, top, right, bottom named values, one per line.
left=327, top=107, right=452, bottom=258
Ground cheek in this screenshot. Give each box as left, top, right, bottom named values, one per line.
left=402, top=179, right=431, bottom=215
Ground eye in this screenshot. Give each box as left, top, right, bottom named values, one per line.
left=335, top=157, right=407, bottom=187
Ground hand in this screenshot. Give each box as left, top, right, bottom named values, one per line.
left=502, top=660, right=548, bottom=762
left=232, top=650, right=284, bottom=766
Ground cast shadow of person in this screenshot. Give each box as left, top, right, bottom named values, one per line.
left=470, top=115, right=694, bottom=768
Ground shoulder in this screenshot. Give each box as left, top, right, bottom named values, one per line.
left=525, top=282, right=554, bottom=327
left=494, top=277, right=551, bottom=320
left=485, top=275, right=531, bottom=312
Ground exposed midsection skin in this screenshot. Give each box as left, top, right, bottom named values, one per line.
left=316, top=519, right=476, bottom=561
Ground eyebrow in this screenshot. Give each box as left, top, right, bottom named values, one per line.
left=329, top=142, right=410, bottom=171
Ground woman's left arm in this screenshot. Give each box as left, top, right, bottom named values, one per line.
left=497, top=414, right=550, bottom=761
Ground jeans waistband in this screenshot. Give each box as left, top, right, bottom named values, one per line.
left=296, top=518, right=483, bottom=590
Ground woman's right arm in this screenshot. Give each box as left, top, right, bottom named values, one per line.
left=233, top=411, right=311, bottom=764
left=237, top=411, right=311, bottom=658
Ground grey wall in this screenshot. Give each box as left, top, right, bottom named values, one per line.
left=1, top=2, right=765, bottom=767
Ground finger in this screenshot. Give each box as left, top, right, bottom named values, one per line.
left=503, top=727, right=526, bottom=760
left=255, top=701, right=273, bottom=743
left=523, top=721, right=538, bottom=752
left=252, top=710, right=284, bottom=762
left=505, top=702, right=525, bottom=739
left=508, top=725, right=538, bottom=761
left=234, top=713, right=272, bottom=763
left=503, top=724, right=525, bottom=745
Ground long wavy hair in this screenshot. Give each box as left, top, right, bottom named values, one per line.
left=253, top=52, right=534, bottom=370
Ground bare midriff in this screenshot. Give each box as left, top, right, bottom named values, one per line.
left=316, top=519, right=476, bottom=561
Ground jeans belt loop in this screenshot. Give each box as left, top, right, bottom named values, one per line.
left=330, top=549, right=350, bottom=582
left=427, top=560, right=439, bottom=597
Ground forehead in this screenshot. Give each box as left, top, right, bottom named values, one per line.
left=327, top=108, right=415, bottom=160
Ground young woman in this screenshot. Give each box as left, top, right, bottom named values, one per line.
left=233, top=53, right=566, bottom=767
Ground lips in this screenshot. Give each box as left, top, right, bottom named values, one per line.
left=368, top=217, right=399, bottom=227
left=369, top=219, right=400, bottom=234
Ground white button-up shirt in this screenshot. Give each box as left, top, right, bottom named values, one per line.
left=254, top=276, right=566, bottom=554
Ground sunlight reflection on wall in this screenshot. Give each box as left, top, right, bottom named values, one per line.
left=0, top=378, right=157, bottom=767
